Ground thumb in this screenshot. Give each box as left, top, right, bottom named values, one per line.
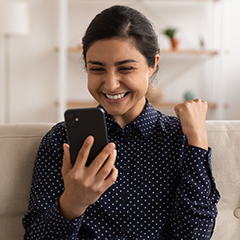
left=174, top=105, right=180, bottom=119
left=62, top=143, right=73, bottom=178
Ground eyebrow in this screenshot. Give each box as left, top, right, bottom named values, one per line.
left=87, top=59, right=139, bottom=66
left=115, top=59, right=139, bottom=66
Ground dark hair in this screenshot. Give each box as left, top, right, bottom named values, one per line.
left=82, top=5, right=160, bottom=73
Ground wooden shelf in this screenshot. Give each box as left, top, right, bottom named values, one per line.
left=161, top=49, right=218, bottom=55
left=56, top=101, right=217, bottom=110
left=154, top=0, right=219, bottom=1
left=153, top=101, right=217, bottom=109
left=54, top=46, right=83, bottom=53
left=60, top=101, right=98, bottom=108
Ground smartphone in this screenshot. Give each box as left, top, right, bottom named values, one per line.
left=64, top=108, right=108, bottom=167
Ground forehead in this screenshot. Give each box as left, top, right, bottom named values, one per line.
left=86, top=38, right=146, bottom=64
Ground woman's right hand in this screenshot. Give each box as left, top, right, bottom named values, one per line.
left=59, top=136, right=118, bottom=221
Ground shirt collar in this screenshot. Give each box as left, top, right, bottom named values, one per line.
left=132, top=99, right=159, bottom=137
left=98, top=99, right=159, bottom=137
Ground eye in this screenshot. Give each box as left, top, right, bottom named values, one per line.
left=119, top=67, right=134, bottom=73
left=89, top=67, right=105, bottom=73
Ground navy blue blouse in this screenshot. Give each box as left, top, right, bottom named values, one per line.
left=23, top=100, right=220, bottom=239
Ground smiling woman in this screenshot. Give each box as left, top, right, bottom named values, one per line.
left=23, top=5, right=220, bottom=240
left=81, top=5, right=160, bottom=128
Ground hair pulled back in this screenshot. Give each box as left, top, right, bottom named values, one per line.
left=82, top=5, right=160, bottom=73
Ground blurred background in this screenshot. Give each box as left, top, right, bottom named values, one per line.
left=0, top=0, right=239, bottom=123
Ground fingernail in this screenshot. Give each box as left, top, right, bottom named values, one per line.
left=63, top=143, right=67, bottom=151
left=86, top=135, right=94, bottom=143
left=108, top=143, right=115, bottom=150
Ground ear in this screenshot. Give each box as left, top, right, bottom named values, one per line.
left=149, top=54, right=160, bottom=78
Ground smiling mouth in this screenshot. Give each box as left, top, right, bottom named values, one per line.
left=105, top=93, right=128, bottom=100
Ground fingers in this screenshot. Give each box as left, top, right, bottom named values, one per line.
left=71, top=135, right=117, bottom=178
left=174, top=98, right=208, bottom=125
left=88, top=142, right=116, bottom=175
left=174, top=98, right=208, bottom=118
left=95, top=147, right=118, bottom=189
left=73, top=136, right=94, bottom=169
left=103, top=166, right=118, bottom=189
left=62, top=143, right=73, bottom=178
left=96, top=148, right=117, bottom=180
left=61, top=138, right=118, bottom=219
left=192, top=98, right=208, bottom=110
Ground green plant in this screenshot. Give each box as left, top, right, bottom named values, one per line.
left=163, top=28, right=177, bottom=40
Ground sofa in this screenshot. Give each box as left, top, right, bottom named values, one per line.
left=0, top=121, right=239, bottom=240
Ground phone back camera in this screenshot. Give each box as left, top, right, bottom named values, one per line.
left=66, top=112, right=81, bottom=127
left=66, top=112, right=74, bottom=120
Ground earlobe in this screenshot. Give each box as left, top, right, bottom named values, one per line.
left=155, top=54, right=160, bottom=69
left=149, top=54, right=160, bottom=78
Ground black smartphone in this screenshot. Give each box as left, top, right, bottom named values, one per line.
left=64, top=107, right=108, bottom=167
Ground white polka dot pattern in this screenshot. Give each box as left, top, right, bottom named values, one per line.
left=22, top=99, right=220, bottom=239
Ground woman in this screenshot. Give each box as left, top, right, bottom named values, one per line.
left=23, top=5, right=220, bottom=239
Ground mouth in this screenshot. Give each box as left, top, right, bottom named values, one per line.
left=105, top=92, right=128, bottom=100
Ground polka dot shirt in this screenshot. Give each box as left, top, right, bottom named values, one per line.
left=23, top=99, right=220, bottom=240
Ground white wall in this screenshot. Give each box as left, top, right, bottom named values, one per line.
left=0, top=0, right=59, bottom=123
left=0, top=0, right=239, bottom=123
left=220, top=0, right=240, bottom=120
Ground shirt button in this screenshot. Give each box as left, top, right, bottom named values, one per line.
left=122, top=165, right=128, bottom=171
left=121, top=195, right=127, bottom=202
left=120, top=227, right=127, bottom=234
left=128, top=125, right=133, bottom=131
left=234, top=208, right=240, bottom=218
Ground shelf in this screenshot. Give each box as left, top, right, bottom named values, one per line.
left=161, top=49, right=218, bottom=55
left=56, top=101, right=98, bottom=108
left=54, top=46, right=82, bottom=53
left=153, top=101, right=217, bottom=109
left=55, top=47, right=218, bottom=56
left=56, top=101, right=217, bottom=110
left=159, top=0, right=219, bottom=1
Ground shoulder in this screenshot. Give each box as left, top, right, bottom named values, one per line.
left=156, top=110, right=183, bottom=136
left=40, top=121, right=67, bottom=147
left=49, top=121, right=66, bottom=136
left=35, top=122, right=67, bottom=165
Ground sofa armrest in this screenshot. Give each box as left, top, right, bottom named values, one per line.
left=0, top=123, right=54, bottom=240
left=206, top=121, right=240, bottom=240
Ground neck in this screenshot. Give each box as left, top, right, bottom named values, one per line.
left=113, top=98, right=147, bottom=129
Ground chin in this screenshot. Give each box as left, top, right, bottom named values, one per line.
left=104, top=108, right=124, bottom=116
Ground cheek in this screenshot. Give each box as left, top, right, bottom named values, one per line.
left=130, top=76, right=149, bottom=97
left=87, top=77, right=96, bottom=95
left=141, top=74, right=150, bottom=95
left=140, top=73, right=150, bottom=90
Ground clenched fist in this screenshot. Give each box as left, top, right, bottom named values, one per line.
left=174, top=99, right=208, bottom=150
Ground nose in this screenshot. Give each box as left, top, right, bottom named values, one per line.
left=103, top=70, right=121, bottom=92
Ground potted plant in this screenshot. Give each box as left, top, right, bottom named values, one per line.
left=163, top=27, right=179, bottom=50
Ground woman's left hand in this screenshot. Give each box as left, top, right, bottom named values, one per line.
left=174, top=99, right=208, bottom=150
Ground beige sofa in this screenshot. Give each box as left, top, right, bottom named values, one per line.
left=0, top=121, right=240, bottom=240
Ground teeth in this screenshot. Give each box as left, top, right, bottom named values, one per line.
left=106, top=93, right=126, bottom=100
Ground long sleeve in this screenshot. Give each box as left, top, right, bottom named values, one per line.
left=161, top=142, right=220, bottom=240
left=22, top=123, right=83, bottom=239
